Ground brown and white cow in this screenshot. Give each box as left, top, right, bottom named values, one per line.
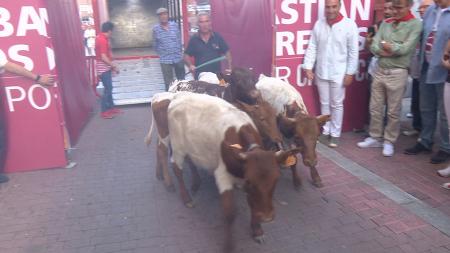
left=167, top=93, right=300, bottom=249
left=256, top=75, right=330, bottom=189
left=144, top=92, right=178, bottom=192
left=168, top=69, right=283, bottom=149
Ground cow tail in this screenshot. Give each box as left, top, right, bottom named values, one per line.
left=144, top=108, right=155, bottom=146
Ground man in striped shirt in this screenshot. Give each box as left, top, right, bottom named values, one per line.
left=95, top=21, right=120, bottom=119
left=153, top=8, right=184, bottom=91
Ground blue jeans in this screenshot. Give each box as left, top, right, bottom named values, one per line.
left=100, top=70, right=114, bottom=112
left=419, top=80, right=450, bottom=152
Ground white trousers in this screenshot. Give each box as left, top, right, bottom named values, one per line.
left=316, top=77, right=346, bottom=137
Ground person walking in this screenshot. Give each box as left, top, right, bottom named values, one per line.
left=153, top=7, right=185, bottom=90
left=95, top=21, right=121, bottom=119
left=303, top=0, right=359, bottom=148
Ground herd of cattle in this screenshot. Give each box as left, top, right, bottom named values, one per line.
left=144, top=68, right=330, bottom=251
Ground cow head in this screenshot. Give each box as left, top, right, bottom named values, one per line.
left=279, top=113, right=330, bottom=167
left=224, top=144, right=301, bottom=223
left=222, top=67, right=259, bottom=104
left=234, top=99, right=283, bottom=149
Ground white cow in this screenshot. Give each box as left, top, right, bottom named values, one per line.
left=167, top=93, right=299, bottom=247
left=255, top=74, right=308, bottom=115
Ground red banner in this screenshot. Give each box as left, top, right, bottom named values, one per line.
left=0, top=0, right=67, bottom=172
left=274, top=0, right=374, bottom=130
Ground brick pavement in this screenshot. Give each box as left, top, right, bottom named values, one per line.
left=0, top=104, right=449, bottom=253
left=337, top=123, right=450, bottom=218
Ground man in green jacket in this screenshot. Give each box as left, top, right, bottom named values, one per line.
left=357, top=0, right=422, bottom=157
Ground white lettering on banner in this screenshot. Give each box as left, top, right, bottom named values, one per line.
left=0, top=6, right=52, bottom=72
left=276, top=32, right=296, bottom=56
left=5, top=85, right=52, bottom=112
left=275, top=66, right=291, bottom=81
left=17, top=7, right=48, bottom=37
left=280, top=0, right=298, bottom=25
left=299, top=0, right=317, bottom=24
left=46, top=47, right=55, bottom=70
left=8, top=44, right=33, bottom=70
left=28, top=85, right=51, bottom=110
left=276, top=60, right=368, bottom=86
left=0, top=7, right=48, bottom=37
left=276, top=0, right=371, bottom=24
left=0, top=7, right=14, bottom=37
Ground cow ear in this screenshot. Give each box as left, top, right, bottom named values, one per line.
left=225, top=143, right=247, bottom=162
left=275, top=147, right=302, bottom=165
left=316, top=115, right=331, bottom=127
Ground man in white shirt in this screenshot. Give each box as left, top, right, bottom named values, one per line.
left=0, top=58, right=54, bottom=183
left=303, top=0, right=359, bottom=148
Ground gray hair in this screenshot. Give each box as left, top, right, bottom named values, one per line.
left=197, top=12, right=210, bottom=20
left=393, top=0, right=414, bottom=6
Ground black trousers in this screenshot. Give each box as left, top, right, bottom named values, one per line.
left=410, top=78, right=422, bottom=131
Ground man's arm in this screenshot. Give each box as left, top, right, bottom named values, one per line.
left=184, top=54, right=195, bottom=73
left=4, top=62, right=54, bottom=86
left=344, top=21, right=360, bottom=86
left=388, top=21, right=422, bottom=56
left=370, top=22, right=385, bottom=56
left=303, top=22, right=319, bottom=80
left=224, top=51, right=232, bottom=73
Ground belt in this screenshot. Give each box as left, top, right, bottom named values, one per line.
left=377, top=67, right=407, bottom=75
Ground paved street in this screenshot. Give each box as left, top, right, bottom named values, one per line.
left=1, top=104, right=450, bottom=253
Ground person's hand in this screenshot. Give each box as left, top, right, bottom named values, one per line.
left=112, top=64, right=119, bottom=74
left=442, top=54, right=450, bottom=70
left=343, top=74, right=353, bottom=87
left=37, top=74, right=55, bottom=86
left=224, top=68, right=232, bottom=74
left=381, top=41, right=393, bottom=53
left=189, top=65, right=196, bottom=73
left=305, top=69, right=314, bottom=81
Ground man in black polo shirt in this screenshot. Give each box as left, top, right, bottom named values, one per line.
left=184, top=13, right=232, bottom=79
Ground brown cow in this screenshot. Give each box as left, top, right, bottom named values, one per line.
left=256, top=75, right=330, bottom=189
left=167, top=93, right=301, bottom=250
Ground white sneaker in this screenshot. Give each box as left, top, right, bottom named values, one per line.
left=357, top=137, right=382, bottom=148
left=437, top=167, right=450, bottom=177
left=402, top=129, right=419, bottom=136
left=382, top=142, right=394, bottom=157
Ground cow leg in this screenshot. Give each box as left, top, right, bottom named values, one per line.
left=290, top=164, right=302, bottom=191
left=187, top=159, right=201, bottom=195
left=172, top=163, right=194, bottom=208
left=251, top=215, right=265, bottom=244
left=221, top=190, right=235, bottom=252
left=157, top=142, right=175, bottom=192
left=309, top=166, right=323, bottom=188
left=155, top=144, right=163, bottom=181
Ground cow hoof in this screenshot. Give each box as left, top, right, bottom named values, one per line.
left=185, top=201, right=195, bottom=208
left=253, top=235, right=266, bottom=244
left=312, top=180, right=324, bottom=188
left=165, top=184, right=176, bottom=192
left=294, top=184, right=302, bottom=191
